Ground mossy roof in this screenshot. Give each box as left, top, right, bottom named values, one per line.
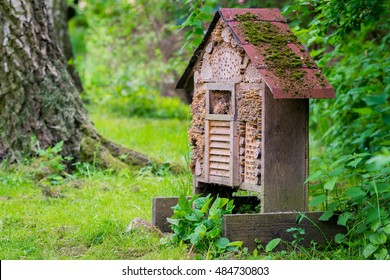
left=176, top=8, right=335, bottom=99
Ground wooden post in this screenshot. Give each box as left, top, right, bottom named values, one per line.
left=261, top=86, right=309, bottom=213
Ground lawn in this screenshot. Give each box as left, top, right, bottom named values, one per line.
left=0, top=114, right=192, bottom=260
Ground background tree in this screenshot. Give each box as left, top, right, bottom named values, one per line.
left=0, top=0, right=149, bottom=167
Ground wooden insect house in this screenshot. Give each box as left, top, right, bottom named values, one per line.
left=177, top=8, right=335, bottom=213
left=153, top=8, right=342, bottom=248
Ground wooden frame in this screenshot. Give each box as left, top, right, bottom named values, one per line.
left=203, top=83, right=240, bottom=187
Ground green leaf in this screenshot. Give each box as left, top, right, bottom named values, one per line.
left=324, top=177, right=337, bottom=191
left=328, top=167, right=345, bottom=177
left=309, top=194, right=327, bottom=207
left=200, top=5, right=213, bottom=15
left=209, top=197, right=221, bottom=218
left=206, top=227, right=220, bottom=239
left=337, top=212, right=353, bottom=226
left=188, top=233, right=201, bottom=245
left=305, top=170, right=324, bottom=183
left=193, top=195, right=209, bottom=209
left=369, top=233, right=387, bottom=245
left=352, top=107, right=373, bottom=115
left=383, top=224, right=390, bottom=234
left=166, top=218, right=179, bottom=226
left=335, top=233, right=346, bottom=243
left=346, top=187, right=366, bottom=201
left=363, top=243, right=378, bottom=258
left=185, top=213, right=200, bottom=222
left=227, top=241, right=243, bottom=248
left=347, top=158, right=363, bottom=168
left=194, top=224, right=207, bottom=237
left=265, top=238, right=281, bottom=252
left=329, top=155, right=354, bottom=169
left=374, top=248, right=389, bottom=260
left=215, top=237, right=230, bottom=249
left=319, top=209, right=334, bottom=221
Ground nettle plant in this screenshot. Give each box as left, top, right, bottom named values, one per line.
left=168, top=194, right=242, bottom=257
left=307, top=151, right=390, bottom=259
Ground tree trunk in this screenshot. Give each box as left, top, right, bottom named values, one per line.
left=46, top=0, right=83, bottom=92
left=0, top=0, right=149, bottom=167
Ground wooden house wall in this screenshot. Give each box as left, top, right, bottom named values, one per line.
left=189, top=18, right=264, bottom=191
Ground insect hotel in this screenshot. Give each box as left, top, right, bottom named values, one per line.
left=153, top=8, right=343, bottom=249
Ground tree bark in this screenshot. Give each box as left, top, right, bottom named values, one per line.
left=46, top=0, right=83, bottom=92
left=0, top=0, right=149, bottom=167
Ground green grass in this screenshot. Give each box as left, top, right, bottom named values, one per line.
left=0, top=114, right=192, bottom=260
left=90, top=111, right=191, bottom=166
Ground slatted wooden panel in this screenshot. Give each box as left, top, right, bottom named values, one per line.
left=208, top=120, right=231, bottom=178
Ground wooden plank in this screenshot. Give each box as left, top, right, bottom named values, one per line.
left=261, top=86, right=309, bottom=213
left=206, top=114, right=233, bottom=121
left=210, top=141, right=230, bottom=149
left=210, top=121, right=230, bottom=127
left=152, top=197, right=178, bottom=232
left=210, top=162, right=230, bottom=171
left=204, top=120, right=210, bottom=182
left=240, top=183, right=260, bottom=192
left=223, top=212, right=346, bottom=251
left=210, top=169, right=230, bottom=177
left=210, top=148, right=230, bottom=156
left=210, top=135, right=230, bottom=142
left=209, top=175, right=231, bottom=185
left=210, top=127, right=230, bottom=135
left=206, top=83, right=235, bottom=91
left=210, top=155, right=230, bottom=163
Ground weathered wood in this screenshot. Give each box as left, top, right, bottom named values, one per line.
left=210, top=127, right=230, bottom=135
left=210, top=162, right=230, bottom=170
left=231, top=121, right=240, bottom=186
left=209, top=134, right=230, bottom=142
left=209, top=169, right=230, bottom=177
left=210, top=120, right=230, bottom=127
left=204, top=120, right=210, bottom=181
left=260, top=86, right=309, bottom=213
left=210, top=155, right=230, bottom=163
left=240, top=183, right=260, bottom=192
left=152, top=197, right=180, bottom=232
left=210, top=142, right=230, bottom=149
left=223, top=212, right=345, bottom=251
left=206, top=114, right=233, bottom=121
left=210, top=148, right=230, bottom=156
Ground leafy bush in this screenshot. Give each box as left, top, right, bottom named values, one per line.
left=168, top=194, right=242, bottom=258
left=306, top=151, right=390, bottom=259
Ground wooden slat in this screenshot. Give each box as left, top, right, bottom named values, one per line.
left=206, top=114, right=233, bottom=121
left=209, top=169, right=230, bottom=177
left=210, top=141, right=230, bottom=149
left=210, top=135, right=230, bottom=142
left=210, top=121, right=230, bottom=127
left=210, top=155, right=230, bottom=163
left=210, top=127, right=230, bottom=135
left=210, top=162, right=230, bottom=171
left=210, top=148, right=230, bottom=156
